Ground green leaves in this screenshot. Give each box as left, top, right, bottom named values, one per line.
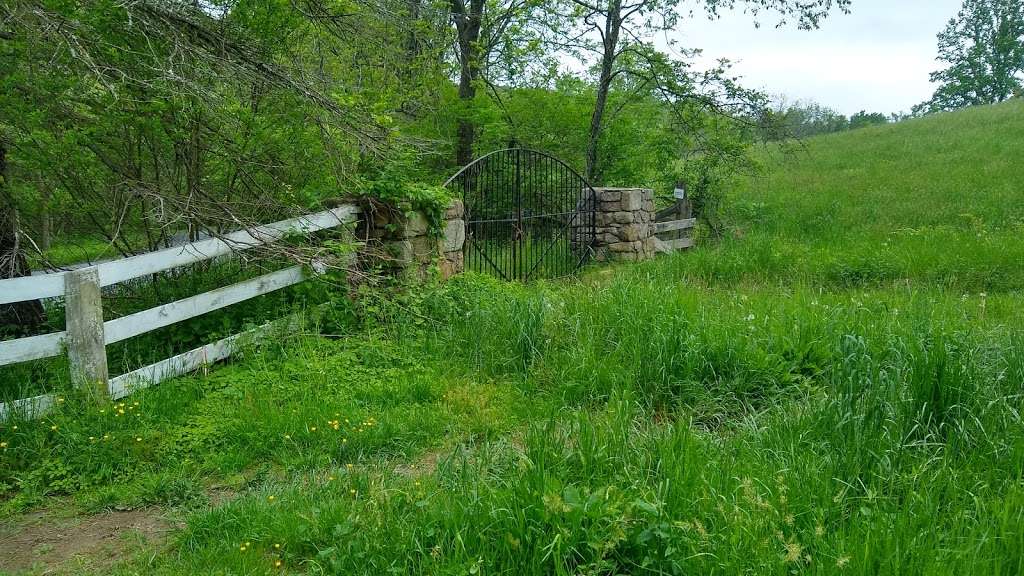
left=916, top=0, right=1024, bottom=114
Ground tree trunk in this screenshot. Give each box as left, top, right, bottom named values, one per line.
left=39, top=174, right=51, bottom=252
left=0, top=140, right=46, bottom=336
left=405, top=0, right=422, bottom=63
left=452, top=0, right=483, bottom=167
left=585, top=0, right=622, bottom=184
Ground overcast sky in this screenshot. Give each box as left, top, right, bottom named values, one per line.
left=666, top=0, right=964, bottom=115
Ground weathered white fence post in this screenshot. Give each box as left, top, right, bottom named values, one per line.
left=65, top=267, right=109, bottom=400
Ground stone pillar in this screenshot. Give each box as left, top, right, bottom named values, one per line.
left=358, top=199, right=465, bottom=280
left=591, top=188, right=656, bottom=262
left=441, top=200, right=465, bottom=278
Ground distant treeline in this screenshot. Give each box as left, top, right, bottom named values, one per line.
left=761, top=99, right=903, bottom=140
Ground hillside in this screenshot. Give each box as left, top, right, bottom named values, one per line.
left=747, top=99, right=1024, bottom=237
left=676, top=99, right=1024, bottom=291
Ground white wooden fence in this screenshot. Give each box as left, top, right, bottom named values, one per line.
left=0, top=205, right=360, bottom=420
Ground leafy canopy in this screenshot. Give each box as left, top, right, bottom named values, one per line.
left=916, top=0, right=1024, bottom=114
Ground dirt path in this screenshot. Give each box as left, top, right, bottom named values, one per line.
left=0, top=506, right=176, bottom=575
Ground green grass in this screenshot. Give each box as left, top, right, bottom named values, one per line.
left=34, top=237, right=120, bottom=268
left=712, top=98, right=1024, bottom=291
left=2, top=101, right=1024, bottom=575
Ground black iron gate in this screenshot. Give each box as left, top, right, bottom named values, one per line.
left=444, top=149, right=597, bottom=281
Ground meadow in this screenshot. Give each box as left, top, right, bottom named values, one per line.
left=1, top=100, right=1023, bottom=575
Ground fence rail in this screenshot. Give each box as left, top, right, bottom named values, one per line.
left=0, top=205, right=359, bottom=420
left=654, top=218, right=696, bottom=234
left=653, top=185, right=695, bottom=253
left=0, top=207, right=355, bottom=306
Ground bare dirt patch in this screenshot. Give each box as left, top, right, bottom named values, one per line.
left=206, top=487, right=240, bottom=508
left=0, top=507, right=177, bottom=575
left=394, top=449, right=442, bottom=477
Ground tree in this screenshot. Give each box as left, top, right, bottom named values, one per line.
left=0, top=1, right=394, bottom=247
left=0, top=10, right=47, bottom=334
left=848, top=110, right=888, bottom=129
left=560, top=0, right=852, bottom=183
left=0, top=0, right=415, bottom=335
left=448, top=0, right=552, bottom=165
left=763, top=97, right=849, bottom=139
left=0, top=134, right=46, bottom=334
left=916, top=0, right=1024, bottom=114
left=450, top=0, right=485, bottom=166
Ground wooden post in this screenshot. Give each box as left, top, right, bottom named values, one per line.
left=65, top=267, right=109, bottom=400
left=673, top=180, right=691, bottom=242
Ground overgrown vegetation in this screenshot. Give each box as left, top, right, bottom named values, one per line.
left=1, top=99, right=1022, bottom=575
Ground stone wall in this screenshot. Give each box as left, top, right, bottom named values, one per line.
left=358, top=200, right=465, bottom=279
left=591, top=187, right=657, bottom=262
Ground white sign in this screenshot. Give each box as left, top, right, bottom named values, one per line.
left=673, top=188, right=686, bottom=199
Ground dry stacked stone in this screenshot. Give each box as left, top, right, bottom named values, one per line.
left=358, top=200, right=465, bottom=280
left=440, top=199, right=466, bottom=278
left=591, top=187, right=656, bottom=262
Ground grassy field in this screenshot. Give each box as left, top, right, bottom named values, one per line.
left=1, top=100, right=1023, bottom=575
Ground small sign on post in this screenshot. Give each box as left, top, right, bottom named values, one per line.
left=673, top=180, right=687, bottom=200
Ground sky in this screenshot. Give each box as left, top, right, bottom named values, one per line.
left=666, top=0, right=964, bottom=115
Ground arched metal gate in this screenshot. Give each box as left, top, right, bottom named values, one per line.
left=444, top=149, right=597, bottom=281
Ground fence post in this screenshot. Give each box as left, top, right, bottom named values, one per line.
left=65, top=267, right=109, bottom=400
left=675, top=180, right=692, bottom=240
